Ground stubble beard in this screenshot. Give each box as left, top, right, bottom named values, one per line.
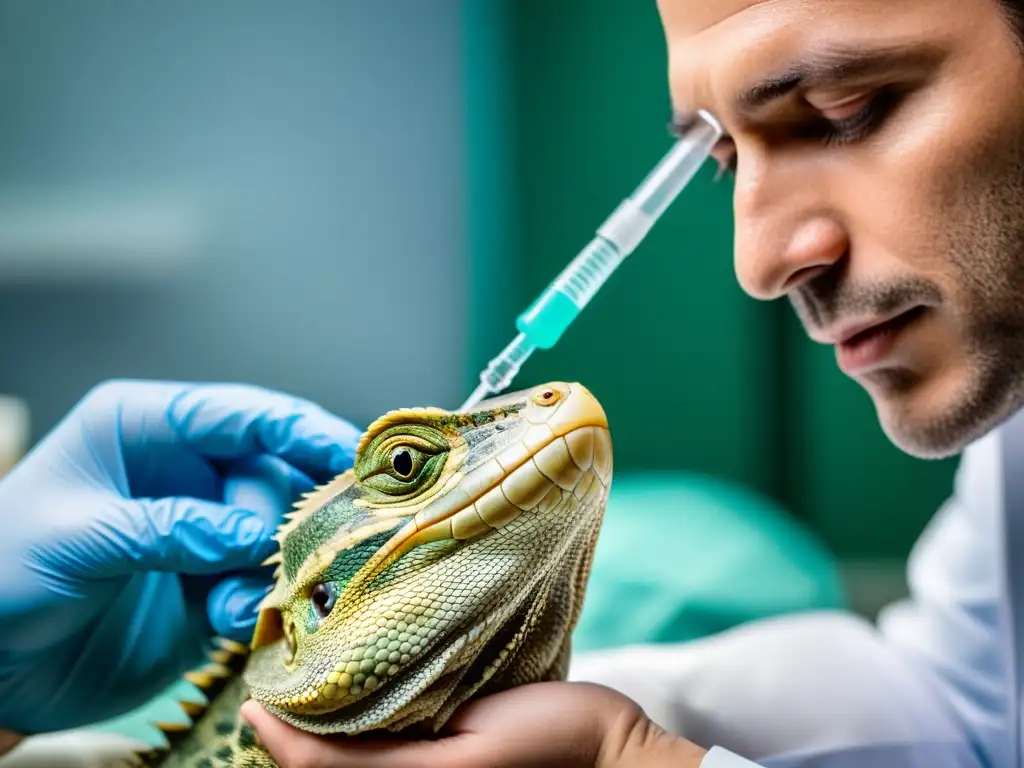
left=882, top=147, right=1024, bottom=459
left=789, top=142, right=1024, bottom=459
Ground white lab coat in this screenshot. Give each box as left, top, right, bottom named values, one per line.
left=568, top=407, right=1024, bottom=767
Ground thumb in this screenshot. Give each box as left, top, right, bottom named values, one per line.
left=96, top=496, right=276, bottom=577
left=207, top=574, right=273, bottom=642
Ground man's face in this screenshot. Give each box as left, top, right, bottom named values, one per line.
left=658, top=0, right=1024, bottom=457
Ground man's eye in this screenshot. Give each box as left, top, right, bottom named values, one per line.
left=805, top=91, right=872, bottom=121
left=809, top=89, right=900, bottom=147
left=718, top=89, right=900, bottom=175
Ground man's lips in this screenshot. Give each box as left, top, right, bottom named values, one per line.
left=810, top=306, right=921, bottom=346
left=823, top=307, right=927, bottom=375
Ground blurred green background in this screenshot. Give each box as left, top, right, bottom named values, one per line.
left=0, top=0, right=959, bottom=626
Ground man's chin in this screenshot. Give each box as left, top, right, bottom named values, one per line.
left=866, top=364, right=1024, bottom=459
left=875, top=411, right=971, bottom=460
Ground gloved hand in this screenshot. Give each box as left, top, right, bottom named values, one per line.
left=0, top=379, right=362, bottom=735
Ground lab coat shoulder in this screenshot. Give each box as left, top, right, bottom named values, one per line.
left=876, top=413, right=1018, bottom=768
left=697, top=422, right=1018, bottom=768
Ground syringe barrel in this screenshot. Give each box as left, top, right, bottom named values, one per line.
left=515, top=235, right=623, bottom=349
left=631, top=109, right=723, bottom=219
left=470, top=109, right=724, bottom=401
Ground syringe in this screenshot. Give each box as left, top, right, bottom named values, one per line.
left=459, top=109, right=724, bottom=411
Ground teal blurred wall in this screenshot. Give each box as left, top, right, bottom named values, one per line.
left=0, top=0, right=469, bottom=437
left=463, top=0, right=960, bottom=562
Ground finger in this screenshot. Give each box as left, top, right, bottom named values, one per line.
left=200, top=458, right=296, bottom=640
left=207, top=575, right=272, bottom=641
left=93, top=496, right=276, bottom=578
left=169, top=383, right=363, bottom=478
left=224, top=455, right=313, bottom=530
left=240, top=701, right=478, bottom=768
left=82, top=379, right=363, bottom=481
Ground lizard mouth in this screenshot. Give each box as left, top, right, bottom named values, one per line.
left=245, top=382, right=612, bottom=724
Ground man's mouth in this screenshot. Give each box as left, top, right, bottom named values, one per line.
left=832, top=306, right=927, bottom=375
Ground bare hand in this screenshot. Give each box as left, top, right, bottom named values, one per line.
left=241, top=681, right=708, bottom=768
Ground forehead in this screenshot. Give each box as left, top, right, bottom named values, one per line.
left=657, top=0, right=978, bottom=115
left=656, top=0, right=778, bottom=36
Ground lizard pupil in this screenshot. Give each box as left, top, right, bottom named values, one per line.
left=311, top=583, right=336, bottom=619
left=392, top=449, right=413, bottom=478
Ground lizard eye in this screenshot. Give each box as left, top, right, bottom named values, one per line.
left=354, top=425, right=452, bottom=501
left=391, top=448, right=415, bottom=478
left=366, top=444, right=429, bottom=488
left=311, top=582, right=338, bottom=620
left=531, top=383, right=567, bottom=407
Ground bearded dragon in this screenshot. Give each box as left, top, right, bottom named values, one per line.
left=130, top=380, right=613, bottom=767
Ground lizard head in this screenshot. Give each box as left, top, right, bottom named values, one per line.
left=243, top=381, right=612, bottom=735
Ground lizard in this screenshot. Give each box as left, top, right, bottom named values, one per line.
left=127, top=379, right=613, bottom=768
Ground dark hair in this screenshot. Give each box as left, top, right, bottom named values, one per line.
left=1001, top=0, right=1024, bottom=43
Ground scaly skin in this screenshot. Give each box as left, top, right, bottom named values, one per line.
left=141, top=381, right=613, bottom=767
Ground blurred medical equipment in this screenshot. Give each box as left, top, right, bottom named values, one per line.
left=0, top=396, right=28, bottom=479
left=461, top=110, right=724, bottom=411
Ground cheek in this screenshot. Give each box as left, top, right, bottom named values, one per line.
left=829, top=101, right=1020, bottom=282
left=834, top=23, right=1024, bottom=273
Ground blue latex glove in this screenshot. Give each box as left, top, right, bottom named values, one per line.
left=0, top=379, right=362, bottom=735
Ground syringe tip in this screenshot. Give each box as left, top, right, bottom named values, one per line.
left=458, top=382, right=492, bottom=412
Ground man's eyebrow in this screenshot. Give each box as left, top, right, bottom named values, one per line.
left=668, top=42, right=946, bottom=135
left=736, top=42, right=946, bottom=112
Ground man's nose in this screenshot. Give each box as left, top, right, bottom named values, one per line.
left=731, top=158, right=848, bottom=301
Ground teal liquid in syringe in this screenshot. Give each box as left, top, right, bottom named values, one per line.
left=459, top=110, right=724, bottom=411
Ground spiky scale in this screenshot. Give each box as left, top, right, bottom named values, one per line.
left=207, top=649, right=234, bottom=665
left=179, top=701, right=205, bottom=718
